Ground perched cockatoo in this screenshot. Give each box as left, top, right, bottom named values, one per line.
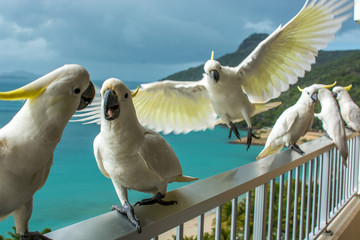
left=0, top=64, right=95, bottom=239
left=257, top=86, right=318, bottom=159
left=314, top=86, right=348, bottom=166
left=75, top=0, right=353, bottom=150
left=333, top=85, right=360, bottom=132
left=93, top=78, right=198, bottom=233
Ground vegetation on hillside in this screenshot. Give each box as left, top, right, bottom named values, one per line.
left=161, top=33, right=360, bottom=130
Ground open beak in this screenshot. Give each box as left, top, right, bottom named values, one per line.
left=77, top=81, right=95, bottom=110
left=103, top=89, right=120, bottom=120
left=210, top=70, right=220, bottom=82
left=311, top=92, right=318, bottom=102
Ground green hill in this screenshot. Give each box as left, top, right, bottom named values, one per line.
left=161, top=33, right=360, bottom=130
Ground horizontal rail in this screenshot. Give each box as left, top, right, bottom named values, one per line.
left=47, top=131, right=359, bottom=240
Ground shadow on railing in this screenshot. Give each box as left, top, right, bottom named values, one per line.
left=46, top=131, right=360, bottom=240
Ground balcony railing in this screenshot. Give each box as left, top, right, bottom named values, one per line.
left=46, top=131, right=360, bottom=240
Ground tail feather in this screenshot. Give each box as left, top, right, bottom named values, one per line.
left=257, top=144, right=283, bottom=160
left=215, top=102, right=281, bottom=125
left=253, top=102, right=282, bottom=117
left=175, top=175, right=199, bottom=182
left=334, top=135, right=348, bottom=167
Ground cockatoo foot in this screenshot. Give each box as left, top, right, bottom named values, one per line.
left=345, top=126, right=355, bottom=132
left=19, top=231, right=52, bottom=240
left=135, top=192, right=177, bottom=206
left=289, top=144, right=305, bottom=155
left=323, top=132, right=332, bottom=140
left=246, top=128, right=259, bottom=151
left=228, top=121, right=241, bottom=140
left=112, top=203, right=141, bottom=233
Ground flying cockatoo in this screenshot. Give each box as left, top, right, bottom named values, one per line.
left=0, top=64, right=95, bottom=239
left=75, top=0, right=353, bottom=150
left=314, top=86, right=348, bottom=166
left=333, top=85, right=360, bottom=132
left=257, top=86, right=318, bottom=159
left=93, top=78, right=198, bottom=233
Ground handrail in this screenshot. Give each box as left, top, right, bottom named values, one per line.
left=46, top=131, right=360, bottom=240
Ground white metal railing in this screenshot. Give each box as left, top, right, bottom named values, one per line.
left=46, top=131, right=359, bottom=240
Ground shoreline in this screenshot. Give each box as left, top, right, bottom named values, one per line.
left=229, top=128, right=324, bottom=145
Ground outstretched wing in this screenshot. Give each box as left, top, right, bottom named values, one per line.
left=71, top=80, right=217, bottom=134
left=133, top=80, right=217, bottom=134
left=236, top=0, right=353, bottom=103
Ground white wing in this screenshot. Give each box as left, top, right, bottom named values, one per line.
left=72, top=80, right=218, bottom=134
left=133, top=80, right=217, bottom=134
left=236, top=0, right=353, bottom=103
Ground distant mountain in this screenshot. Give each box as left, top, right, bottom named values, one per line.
left=0, top=70, right=40, bottom=82
left=160, top=33, right=360, bottom=129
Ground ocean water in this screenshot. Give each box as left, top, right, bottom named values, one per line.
left=0, top=80, right=263, bottom=235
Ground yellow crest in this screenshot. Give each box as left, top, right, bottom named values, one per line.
left=132, top=86, right=140, bottom=98
left=344, top=84, right=352, bottom=91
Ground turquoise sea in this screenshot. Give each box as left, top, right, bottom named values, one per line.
left=0, top=80, right=263, bottom=235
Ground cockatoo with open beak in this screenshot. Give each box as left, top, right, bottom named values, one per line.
left=93, top=78, right=198, bottom=233
left=332, top=85, right=360, bottom=132
left=75, top=0, right=353, bottom=150
left=314, top=84, right=348, bottom=166
left=257, top=86, right=318, bottom=159
left=0, top=64, right=95, bottom=239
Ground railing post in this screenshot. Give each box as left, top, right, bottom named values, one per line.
left=356, top=136, right=360, bottom=195
left=253, top=183, right=268, bottom=240
left=215, top=205, right=222, bottom=240
left=319, top=151, right=331, bottom=229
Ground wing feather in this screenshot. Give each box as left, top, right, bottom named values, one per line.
left=236, top=0, right=353, bottom=103
left=133, top=80, right=217, bottom=134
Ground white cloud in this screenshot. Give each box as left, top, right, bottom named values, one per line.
left=244, top=20, right=275, bottom=33
left=326, top=28, right=360, bottom=50
left=0, top=14, right=33, bottom=37
left=0, top=38, right=57, bottom=61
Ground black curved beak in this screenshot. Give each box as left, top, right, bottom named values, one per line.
left=210, top=70, right=220, bottom=82
left=103, top=89, right=120, bottom=121
left=311, top=92, right=318, bottom=102
left=77, top=81, right=95, bottom=110
left=333, top=92, right=338, bottom=98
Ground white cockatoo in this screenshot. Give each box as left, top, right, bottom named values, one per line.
left=314, top=87, right=348, bottom=166
left=75, top=0, right=353, bottom=150
left=0, top=64, right=95, bottom=239
left=333, top=85, right=360, bottom=132
left=93, top=78, right=198, bottom=233
left=257, top=86, right=318, bottom=159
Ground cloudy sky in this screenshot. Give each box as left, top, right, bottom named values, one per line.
left=0, top=0, right=359, bottom=82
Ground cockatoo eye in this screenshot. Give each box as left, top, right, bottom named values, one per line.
left=124, top=93, right=129, bottom=99
left=74, top=88, right=81, bottom=94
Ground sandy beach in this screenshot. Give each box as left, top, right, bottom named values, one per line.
left=230, top=128, right=324, bottom=145
left=159, top=211, right=216, bottom=240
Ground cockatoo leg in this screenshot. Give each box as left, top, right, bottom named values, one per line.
left=13, top=197, right=51, bottom=240
left=246, top=128, right=260, bottom=150
left=112, top=202, right=141, bottom=233
left=289, top=144, right=305, bottom=155
left=228, top=121, right=241, bottom=140
left=19, top=231, right=52, bottom=240
left=134, top=192, right=177, bottom=206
